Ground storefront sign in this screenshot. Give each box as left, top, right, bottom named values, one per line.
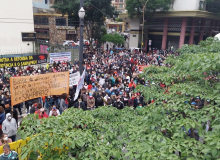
left=10, top=72, right=69, bottom=106
left=50, top=52, right=71, bottom=63
left=0, top=54, right=47, bottom=68
left=21, top=32, right=36, bottom=41
left=69, top=72, right=80, bottom=86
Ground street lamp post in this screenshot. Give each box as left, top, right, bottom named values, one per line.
left=141, top=0, right=149, bottom=53
left=78, top=4, right=85, bottom=75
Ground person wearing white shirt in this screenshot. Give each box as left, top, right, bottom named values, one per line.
left=49, top=106, right=60, bottom=116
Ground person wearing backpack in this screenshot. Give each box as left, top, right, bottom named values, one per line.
left=95, top=92, right=104, bottom=108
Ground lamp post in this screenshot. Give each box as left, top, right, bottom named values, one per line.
left=141, top=0, right=149, bottom=53
left=78, top=5, right=85, bottom=75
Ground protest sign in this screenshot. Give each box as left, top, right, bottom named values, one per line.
left=69, top=72, right=80, bottom=86
left=10, top=72, right=69, bottom=106
left=50, top=52, right=71, bottom=63
left=0, top=54, right=47, bottom=68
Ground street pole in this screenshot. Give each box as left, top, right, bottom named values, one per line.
left=141, top=0, right=149, bottom=53
left=79, top=0, right=84, bottom=75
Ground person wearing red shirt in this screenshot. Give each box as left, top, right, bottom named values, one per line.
left=87, top=83, right=92, bottom=90
left=128, top=80, right=136, bottom=88
left=35, top=106, right=49, bottom=119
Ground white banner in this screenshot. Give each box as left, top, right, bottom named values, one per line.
left=50, top=52, right=71, bottom=63
left=74, top=69, right=86, bottom=101
left=69, top=72, right=80, bottom=86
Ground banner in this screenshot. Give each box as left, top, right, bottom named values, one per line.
left=10, top=72, right=69, bottom=106
left=74, top=69, right=86, bottom=101
left=0, top=54, right=47, bottom=68
left=50, top=52, right=71, bottom=63
left=69, top=72, right=80, bottom=86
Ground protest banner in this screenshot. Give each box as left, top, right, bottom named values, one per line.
left=50, top=52, right=71, bottom=63
left=74, top=69, right=86, bottom=101
left=0, top=54, right=47, bottom=68
left=69, top=72, right=80, bottom=86
left=10, top=72, right=69, bottom=106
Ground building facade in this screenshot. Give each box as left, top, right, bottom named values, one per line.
left=33, top=0, right=78, bottom=45
left=0, top=0, right=35, bottom=54
left=119, top=0, right=220, bottom=50
left=111, top=0, right=126, bottom=13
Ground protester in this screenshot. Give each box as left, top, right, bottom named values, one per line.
left=0, top=134, right=12, bottom=146
left=74, top=98, right=87, bottom=110
left=2, top=113, right=17, bottom=142
left=87, top=92, right=95, bottom=110
left=49, top=105, right=60, bottom=116
left=59, top=93, right=68, bottom=114
left=0, top=144, right=19, bottom=160
left=0, top=106, right=5, bottom=125
left=35, top=104, right=49, bottom=119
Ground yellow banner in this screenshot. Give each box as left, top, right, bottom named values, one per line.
left=10, top=72, right=69, bottom=106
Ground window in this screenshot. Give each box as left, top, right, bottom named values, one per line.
left=45, top=0, right=48, bottom=4
left=133, top=35, right=136, bottom=37
left=34, top=17, right=49, bottom=25
left=115, top=0, right=119, bottom=2
left=56, top=18, right=66, bottom=26
left=119, top=4, right=123, bottom=8
left=120, top=0, right=123, bottom=2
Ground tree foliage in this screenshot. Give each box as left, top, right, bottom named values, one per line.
left=206, top=0, right=220, bottom=15
left=52, top=0, right=114, bottom=46
left=101, top=33, right=125, bottom=45
left=19, top=38, right=220, bottom=159
left=126, top=0, right=172, bottom=18
left=177, top=37, right=220, bottom=54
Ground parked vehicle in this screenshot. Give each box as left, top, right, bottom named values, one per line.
left=63, top=40, right=78, bottom=46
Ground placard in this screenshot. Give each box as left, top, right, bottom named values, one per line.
left=10, top=72, right=69, bottom=106
left=50, top=52, right=71, bottom=63
left=0, top=54, right=47, bottom=68
left=69, top=72, right=80, bottom=86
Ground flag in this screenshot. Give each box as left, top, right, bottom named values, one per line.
left=74, top=69, right=86, bottom=101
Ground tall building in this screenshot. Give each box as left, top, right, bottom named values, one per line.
left=111, top=0, right=126, bottom=13
left=119, top=0, right=220, bottom=50
left=0, top=0, right=35, bottom=54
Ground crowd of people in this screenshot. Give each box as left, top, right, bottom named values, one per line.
left=0, top=47, right=213, bottom=159
left=0, top=48, right=171, bottom=117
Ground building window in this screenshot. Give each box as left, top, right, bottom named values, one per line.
left=115, top=0, right=119, bottom=2
left=56, top=18, right=66, bottom=26
left=45, top=0, right=48, bottom=4
left=119, top=4, right=123, bottom=8
left=133, top=35, right=136, bottom=37
left=120, top=0, right=123, bottom=2
left=34, top=17, right=49, bottom=25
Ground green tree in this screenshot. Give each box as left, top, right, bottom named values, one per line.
left=101, top=33, right=125, bottom=45
left=177, top=37, right=220, bottom=54
left=52, top=0, right=115, bottom=49
left=126, top=0, right=172, bottom=18
left=19, top=38, right=220, bottom=159
left=206, top=0, right=220, bottom=15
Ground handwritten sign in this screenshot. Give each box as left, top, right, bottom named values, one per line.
left=69, top=72, right=80, bottom=86
left=10, top=72, right=69, bottom=106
